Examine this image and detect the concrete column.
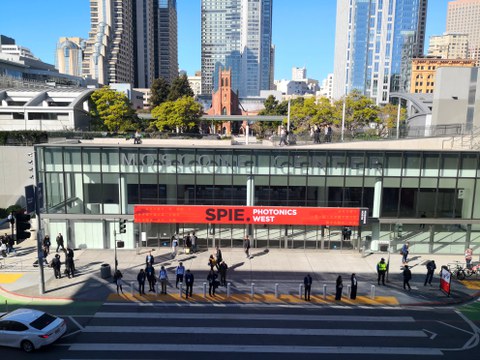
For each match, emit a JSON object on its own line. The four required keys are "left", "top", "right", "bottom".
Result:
{"left": 372, "top": 177, "right": 383, "bottom": 242}
{"left": 246, "top": 176, "right": 255, "bottom": 237}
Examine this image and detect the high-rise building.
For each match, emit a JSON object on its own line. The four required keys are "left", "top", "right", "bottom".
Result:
{"left": 82, "top": 0, "right": 178, "bottom": 87}
{"left": 157, "top": 0, "right": 178, "bottom": 83}
{"left": 55, "top": 37, "right": 85, "bottom": 77}
{"left": 201, "top": 0, "right": 273, "bottom": 97}
{"left": 83, "top": 0, "right": 135, "bottom": 85}
{"left": 332, "top": 0, "right": 428, "bottom": 104}
{"left": 155, "top": 0, "right": 178, "bottom": 83}
{"left": 134, "top": 0, "right": 156, "bottom": 88}
{"left": 446, "top": 0, "right": 480, "bottom": 65}
{"left": 427, "top": 33, "right": 469, "bottom": 59}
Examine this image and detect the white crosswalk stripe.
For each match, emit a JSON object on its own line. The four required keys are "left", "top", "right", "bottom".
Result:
{"left": 63, "top": 305, "right": 450, "bottom": 358}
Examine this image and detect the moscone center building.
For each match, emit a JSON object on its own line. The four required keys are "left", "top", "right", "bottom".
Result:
{"left": 35, "top": 137, "right": 480, "bottom": 255}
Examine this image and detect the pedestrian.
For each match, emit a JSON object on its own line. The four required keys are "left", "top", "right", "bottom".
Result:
{"left": 42, "top": 244, "right": 49, "bottom": 264}
{"left": 215, "top": 246, "right": 223, "bottom": 267}
{"left": 56, "top": 233, "right": 65, "bottom": 252}
{"left": 335, "top": 275, "right": 343, "bottom": 300}
{"left": 176, "top": 262, "right": 185, "bottom": 288}
{"left": 0, "top": 241, "right": 7, "bottom": 257}
{"left": 145, "top": 263, "right": 156, "bottom": 292}
{"left": 65, "top": 252, "right": 74, "bottom": 278}
{"left": 146, "top": 251, "right": 154, "bottom": 267}
{"left": 185, "top": 269, "right": 194, "bottom": 299}
{"left": 191, "top": 232, "right": 197, "bottom": 253}
{"left": 403, "top": 265, "right": 412, "bottom": 291}
{"left": 133, "top": 129, "right": 142, "bottom": 144}
{"left": 219, "top": 261, "right": 228, "bottom": 286}
{"left": 66, "top": 247, "right": 75, "bottom": 273}
{"left": 314, "top": 125, "right": 320, "bottom": 144}
{"left": 171, "top": 233, "right": 179, "bottom": 258}
{"left": 43, "top": 235, "right": 51, "bottom": 256}
{"left": 159, "top": 265, "right": 168, "bottom": 294}
{"left": 185, "top": 234, "right": 192, "bottom": 254}
{"left": 304, "top": 274, "right": 312, "bottom": 301}
{"left": 137, "top": 268, "right": 146, "bottom": 295}
{"left": 279, "top": 126, "right": 288, "bottom": 146}
{"left": 377, "top": 257, "right": 387, "bottom": 285}
{"left": 401, "top": 242, "right": 409, "bottom": 264}
{"left": 208, "top": 254, "right": 217, "bottom": 271}
{"left": 424, "top": 260, "right": 436, "bottom": 286}
{"left": 350, "top": 273, "right": 358, "bottom": 300}
{"left": 7, "top": 235, "right": 15, "bottom": 255}
{"left": 51, "top": 254, "right": 61, "bottom": 279}
{"left": 207, "top": 269, "right": 218, "bottom": 297}
{"left": 465, "top": 247, "right": 473, "bottom": 269}
{"left": 243, "top": 235, "right": 251, "bottom": 258}
{"left": 113, "top": 269, "right": 124, "bottom": 294}
{"left": 420, "top": 212, "right": 426, "bottom": 229}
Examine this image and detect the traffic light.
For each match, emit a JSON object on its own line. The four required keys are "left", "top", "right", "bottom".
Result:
{"left": 15, "top": 212, "right": 31, "bottom": 240}
{"left": 119, "top": 219, "right": 127, "bottom": 233}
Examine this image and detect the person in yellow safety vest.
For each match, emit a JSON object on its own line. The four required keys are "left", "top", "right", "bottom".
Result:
{"left": 377, "top": 258, "right": 387, "bottom": 285}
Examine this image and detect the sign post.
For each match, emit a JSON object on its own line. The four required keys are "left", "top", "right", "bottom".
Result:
{"left": 440, "top": 267, "right": 451, "bottom": 296}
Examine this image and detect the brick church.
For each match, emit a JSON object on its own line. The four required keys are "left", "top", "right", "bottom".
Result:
{"left": 206, "top": 69, "right": 247, "bottom": 135}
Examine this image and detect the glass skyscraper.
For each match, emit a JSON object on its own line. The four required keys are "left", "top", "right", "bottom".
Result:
{"left": 201, "top": 0, "right": 273, "bottom": 97}
{"left": 333, "top": 0, "right": 427, "bottom": 104}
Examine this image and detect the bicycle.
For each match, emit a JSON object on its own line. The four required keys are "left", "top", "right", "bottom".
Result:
{"left": 447, "top": 261, "right": 467, "bottom": 280}
{"left": 464, "top": 263, "right": 480, "bottom": 278}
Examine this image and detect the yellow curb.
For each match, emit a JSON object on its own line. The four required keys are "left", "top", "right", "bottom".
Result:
{"left": 0, "top": 273, "right": 23, "bottom": 284}
{"left": 107, "top": 292, "right": 399, "bottom": 305}
{"left": 459, "top": 280, "right": 480, "bottom": 290}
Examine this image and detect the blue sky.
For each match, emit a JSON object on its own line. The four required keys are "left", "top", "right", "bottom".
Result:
{"left": 0, "top": 0, "right": 450, "bottom": 81}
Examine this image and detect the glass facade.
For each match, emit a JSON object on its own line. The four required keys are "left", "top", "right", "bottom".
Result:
{"left": 36, "top": 144, "right": 480, "bottom": 254}
{"left": 345, "top": 0, "right": 426, "bottom": 103}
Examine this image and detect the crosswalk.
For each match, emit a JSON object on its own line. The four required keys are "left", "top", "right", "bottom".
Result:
{"left": 58, "top": 303, "right": 475, "bottom": 359}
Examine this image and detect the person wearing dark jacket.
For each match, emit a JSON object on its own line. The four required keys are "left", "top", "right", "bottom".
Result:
{"left": 185, "top": 270, "right": 194, "bottom": 299}
{"left": 219, "top": 261, "right": 228, "bottom": 286}
{"left": 335, "top": 275, "right": 343, "bottom": 300}
{"left": 403, "top": 265, "right": 412, "bottom": 291}
{"left": 137, "top": 269, "right": 146, "bottom": 295}
{"left": 51, "top": 254, "right": 61, "bottom": 279}
{"left": 145, "top": 264, "right": 156, "bottom": 292}
{"left": 56, "top": 233, "right": 65, "bottom": 252}
{"left": 146, "top": 251, "right": 154, "bottom": 267}
{"left": 113, "top": 269, "right": 124, "bottom": 294}
{"left": 207, "top": 270, "right": 218, "bottom": 297}
{"left": 304, "top": 274, "right": 313, "bottom": 301}
{"left": 424, "top": 260, "right": 436, "bottom": 286}
{"left": 350, "top": 273, "right": 358, "bottom": 299}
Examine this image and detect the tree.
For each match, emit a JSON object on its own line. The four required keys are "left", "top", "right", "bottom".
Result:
{"left": 377, "top": 103, "right": 407, "bottom": 137}
{"left": 89, "top": 87, "right": 139, "bottom": 132}
{"left": 258, "top": 95, "right": 279, "bottom": 115}
{"left": 151, "top": 96, "right": 203, "bottom": 132}
{"left": 150, "top": 77, "right": 171, "bottom": 108}
{"left": 167, "top": 74, "right": 194, "bottom": 101}
{"left": 333, "top": 90, "right": 379, "bottom": 136}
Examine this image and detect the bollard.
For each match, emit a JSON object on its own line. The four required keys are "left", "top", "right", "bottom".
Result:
{"left": 371, "top": 284, "right": 376, "bottom": 299}
{"left": 251, "top": 283, "right": 255, "bottom": 300}
{"left": 179, "top": 282, "right": 183, "bottom": 298}
{"left": 299, "top": 283, "right": 303, "bottom": 299}
{"left": 275, "top": 283, "right": 279, "bottom": 298}
{"left": 156, "top": 282, "right": 160, "bottom": 297}
{"left": 203, "top": 282, "right": 207, "bottom": 298}
{"left": 323, "top": 284, "right": 327, "bottom": 300}
{"left": 347, "top": 284, "right": 351, "bottom": 297}
{"left": 227, "top": 282, "right": 231, "bottom": 298}
{"left": 131, "top": 282, "right": 135, "bottom": 296}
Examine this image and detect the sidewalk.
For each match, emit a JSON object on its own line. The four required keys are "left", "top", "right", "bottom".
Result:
{"left": 1, "top": 236, "right": 479, "bottom": 307}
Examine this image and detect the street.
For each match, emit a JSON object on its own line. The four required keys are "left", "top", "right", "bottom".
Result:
{"left": 2, "top": 302, "right": 479, "bottom": 359}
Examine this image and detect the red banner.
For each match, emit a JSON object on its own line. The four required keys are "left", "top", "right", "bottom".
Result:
{"left": 134, "top": 205, "right": 366, "bottom": 226}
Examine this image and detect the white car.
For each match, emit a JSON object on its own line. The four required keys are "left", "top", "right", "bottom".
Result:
{"left": 0, "top": 308, "right": 67, "bottom": 352}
